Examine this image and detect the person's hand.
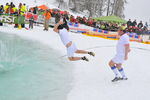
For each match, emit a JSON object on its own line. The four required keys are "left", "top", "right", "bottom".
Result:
{"left": 128, "top": 48, "right": 131, "bottom": 52}
{"left": 124, "top": 56, "right": 128, "bottom": 60}
{"left": 58, "top": 19, "right": 64, "bottom": 25}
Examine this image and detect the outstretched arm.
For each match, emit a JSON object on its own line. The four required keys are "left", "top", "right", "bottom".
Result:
{"left": 124, "top": 44, "right": 130, "bottom": 60}
{"left": 53, "top": 23, "right": 60, "bottom": 33}
{"left": 53, "top": 19, "right": 64, "bottom": 33}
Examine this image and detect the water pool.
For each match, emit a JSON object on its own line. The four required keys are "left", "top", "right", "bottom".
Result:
{"left": 0, "top": 32, "right": 73, "bottom": 100}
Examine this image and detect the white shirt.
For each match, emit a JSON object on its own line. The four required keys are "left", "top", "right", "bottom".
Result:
{"left": 116, "top": 34, "right": 129, "bottom": 56}
{"left": 59, "top": 28, "right": 72, "bottom": 46}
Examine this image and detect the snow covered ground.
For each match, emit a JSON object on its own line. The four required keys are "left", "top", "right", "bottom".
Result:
{"left": 0, "top": 24, "right": 150, "bottom": 100}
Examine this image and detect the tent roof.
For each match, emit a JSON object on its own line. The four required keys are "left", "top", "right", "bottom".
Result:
{"left": 38, "top": 5, "right": 49, "bottom": 10}
{"left": 94, "top": 16, "right": 127, "bottom": 23}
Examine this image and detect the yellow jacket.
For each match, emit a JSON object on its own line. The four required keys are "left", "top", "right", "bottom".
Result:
{"left": 12, "top": 7, "right": 17, "bottom": 12}
{"left": 4, "top": 5, "right": 9, "bottom": 12}
{"left": 22, "top": 5, "right": 27, "bottom": 12}
{"left": 20, "top": 5, "right": 27, "bottom": 15}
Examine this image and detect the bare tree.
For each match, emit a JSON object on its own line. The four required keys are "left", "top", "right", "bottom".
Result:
{"left": 111, "top": 0, "right": 127, "bottom": 18}
{"left": 56, "top": 0, "right": 69, "bottom": 9}
{"left": 106, "top": 0, "right": 111, "bottom": 16}
{"left": 57, "top": 0, "right": 63, "bottom": 8}
{"left": 67, "top": 0, "right": 126, "bottom": 18}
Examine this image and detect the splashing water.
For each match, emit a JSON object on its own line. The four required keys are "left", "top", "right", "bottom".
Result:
{"left": 0, "top": 32, "right": 73, "bottom": 100}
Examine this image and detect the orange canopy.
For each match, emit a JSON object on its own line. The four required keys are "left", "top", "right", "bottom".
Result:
{"left": 38, "top": 5, "right": 49, "bottom": 10}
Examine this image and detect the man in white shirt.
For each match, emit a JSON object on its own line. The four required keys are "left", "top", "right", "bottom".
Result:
{"left": 108, "top": 28, "right": 131, "bottom": 82}
{"left": 53, "top": 18, "right": 95, "bottom": 61}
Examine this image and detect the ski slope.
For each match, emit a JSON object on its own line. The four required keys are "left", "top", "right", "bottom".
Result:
{"left": 0, "top": 24, "right": 150, "bottom": 100}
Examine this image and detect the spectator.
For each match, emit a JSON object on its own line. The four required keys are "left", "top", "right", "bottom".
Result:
{"left": 104, "top": 22, "right": 109, "bottom": 30}
{"left": 144, "top": 22, "right": 148, "bottom": 29}
{"left": 54, "top": 11, "right": 61, "bottom": 23}
{"left": 4, "top": 3, "right": 9, "bottom": 13}
{"left": 0, "top": 5, "right": 4, "bottom": 14}
{"left": 18, "top": 3, "right": 27, "bottom": 28}
{"left": 0, "top": 5, "right": 4, "bottom": 26}
{"left": 93, "top": 19, "right": 97, "bottom": 28}
{"left": 28, "top": 10, "right": 34, "bottom": 29}
{"left": 82, "top": 16, "right": 87, "bottom": 24}
{"left": 96, "top": 21, "right": 101, "bottom": 29}
{"left": 33, "top": 6, "right": 38, "bottom": 14}
{"left": 137, "top": 21, "right": 143, "bottom": 29}
{"left": 127, "top": 19, "right": 132, "bottom": 28}
{"left": 70, "top": 15, "right": 76, "bottom": 23}
{"left": 87, "top": 18, "right": 93, "bottom": 26}
{"left": 12, "top": 5, "right": 18, "bottom": 15}
{"left": 132, "top": 19, "right": 137, "bottom": 27}
{"left": 5, "top": 2, "right": 15, "bottom": 15}
{"left": 43, "top": 9, "right": 52, "bottom": 31}
{"left": 121, "top": 24, "right": 127, "bottom": 30}
{"left": 18, "top": 3, "right": 22, "bottom": 15}
{"left": 19, "top": 3, "right": 27, "bottom": 15}
{"left": 22, "top": 3, "right": 27, "bottom": 13}
{"left": 9, "top": 3, "right": 15, "bottom": 15}
{"left": 101, "top": 23, "right": 105, "bottom": 30}
{"left": 63, "top": 11, "right": 69, "bottom": 20}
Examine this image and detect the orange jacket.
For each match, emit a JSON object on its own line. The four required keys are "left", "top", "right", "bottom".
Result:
{"left": 43, "top": 11, "right": 51, "bottom": 20}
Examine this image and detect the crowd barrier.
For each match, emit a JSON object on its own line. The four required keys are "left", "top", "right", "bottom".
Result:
{"left": 69, "top": 22, "right": 79, "bottom": 27}
{"left": 0, "top": 13, "right": 56, "bottom": 27}
{"left": 92, "top": 28, "right": 109, "bottom": 34}
{"left": 68, "top": 23, "right": 150, "bottom": 44}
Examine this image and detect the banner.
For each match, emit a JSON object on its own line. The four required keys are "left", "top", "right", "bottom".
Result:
{"left": 14, "top": 16, "right": 25, "bottom": 24}
{"left": 0, "top": 14, "right": 25, "bottom": 24}
{"left": 0, "top": 15, "right": 15, "bottom": 23}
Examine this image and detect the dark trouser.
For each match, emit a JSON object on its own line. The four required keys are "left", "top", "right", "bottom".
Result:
{"left": 29, "top": 21, "right": 34, "bottom": 29}
{"left": 21, "top": 24, "right": 25, "bottom": 28}
{"left": 14, "top": 24, "right": 18, "bottom": 28}
{"left": 0, "top": 22, "right": 3, "bottom": 26}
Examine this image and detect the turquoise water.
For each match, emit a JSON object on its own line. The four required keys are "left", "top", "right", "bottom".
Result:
{"left": 0, "top": 32, "right": 73, "bottom": 100}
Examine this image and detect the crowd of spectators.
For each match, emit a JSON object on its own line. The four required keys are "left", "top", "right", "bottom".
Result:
{"left": 69, "top": 15, "right": 149, "bottom": 34}
{"left": 126, "top": 19, "right": 149, "bottom": 35}
{"left": 0, "top": 2, "right": 27, "bottom": 27}
{"left": 0, "top": 2, "right": 27, "bottom": 16}
{"left": 69, "top": 15, "right": 119, "bottom": 31}
{"left": 0, "top": 2, "right": 149, "bottom": 35}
